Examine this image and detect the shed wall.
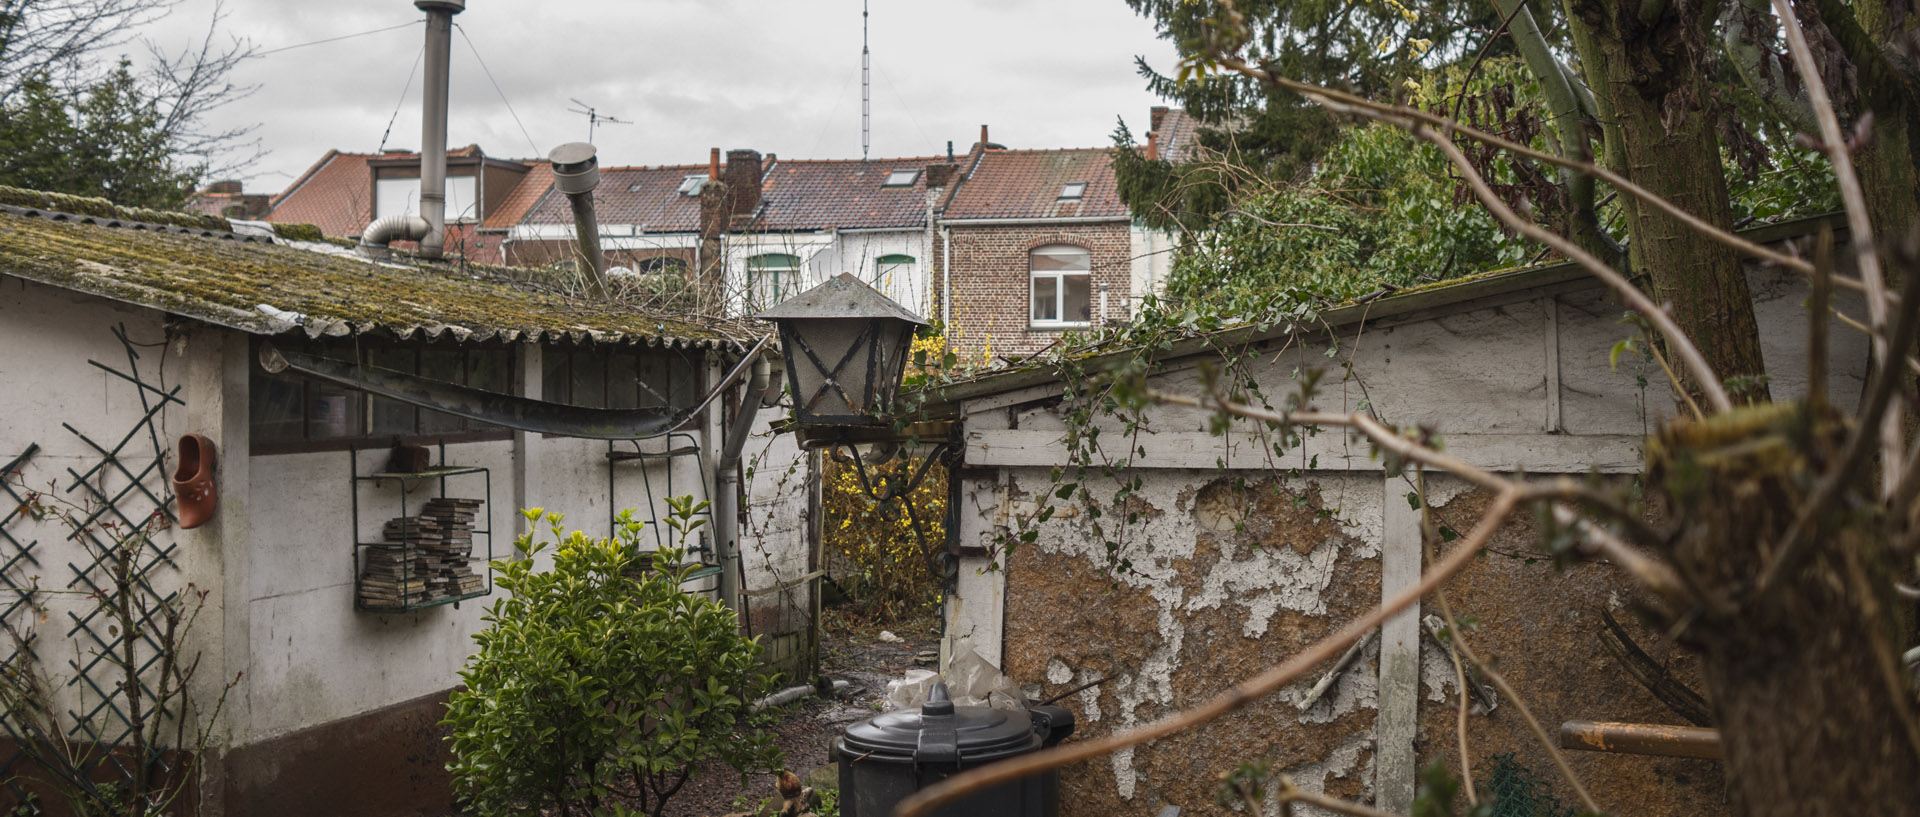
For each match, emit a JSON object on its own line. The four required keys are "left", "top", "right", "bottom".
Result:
{"left": 950, "top": 265, "right": 1863, "bottom": 815}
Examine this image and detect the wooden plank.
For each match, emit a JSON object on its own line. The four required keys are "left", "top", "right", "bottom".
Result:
{"left": 1377, "top": 474, "right": 1421, "bottom": 813}
{"left": 964, "top": 429, "right": 1645, "bottom": 474}
{"left": 1545, "top": 295, "right": 1563, "bottom": 433}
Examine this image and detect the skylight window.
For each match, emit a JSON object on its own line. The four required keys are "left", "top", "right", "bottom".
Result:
{"left": 628, "top": 182, "right": 643, "bottom": 192}
{"left": 883, "top": 169, "right": 920, "bottom": 187}
{"left": 677, "top": 175, "right": 707, "bottom": 196}
{"left": 1058, "top": 182, "right": 1087, "bottom": 201}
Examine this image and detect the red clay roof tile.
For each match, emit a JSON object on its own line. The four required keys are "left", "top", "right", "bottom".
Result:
{"left": 943, "top": 148, "right": 1126, "bottom": 221}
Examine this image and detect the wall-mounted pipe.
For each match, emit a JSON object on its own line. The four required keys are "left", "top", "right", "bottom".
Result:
{"left": 715, "top": 354, "right": 776, "bottom": 616}
{"left": 550, "top": 141, "right": 611, "bottom": 300}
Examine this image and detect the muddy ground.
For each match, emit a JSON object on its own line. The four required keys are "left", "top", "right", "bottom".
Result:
{"left": 661, "top": 612, "right": 939, "bottom": 817}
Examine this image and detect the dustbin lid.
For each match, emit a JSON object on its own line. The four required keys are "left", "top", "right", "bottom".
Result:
{"left": 842, "top": 681, "right": 1037, "bottom": 760}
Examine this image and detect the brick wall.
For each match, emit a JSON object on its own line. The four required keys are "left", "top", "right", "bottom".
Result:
{"left": 936, "top": 222, "right": 1132, "bottom": 359}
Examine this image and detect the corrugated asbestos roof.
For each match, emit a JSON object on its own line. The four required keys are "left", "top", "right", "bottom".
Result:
{"left": 0, "top": 202, "right": 753, "bottom": 350}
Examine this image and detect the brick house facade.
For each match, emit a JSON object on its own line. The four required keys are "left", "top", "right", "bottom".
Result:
{"left": 932, "top": 141, "right": 1137, "bottom": 360}
{"left": 940, "top": 222, "right": 1132, "bottom": 359}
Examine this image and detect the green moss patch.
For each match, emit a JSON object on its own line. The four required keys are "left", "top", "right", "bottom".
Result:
{"left": 0, "top": 211, "right": 747, "bottom": 347}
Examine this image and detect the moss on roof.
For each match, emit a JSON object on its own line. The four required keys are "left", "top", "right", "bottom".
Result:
{"left": 0, "top": 185, "right": 232, "bottom": 232}
{"left": 0, "top": 208, "right": 752, "bottom": 348}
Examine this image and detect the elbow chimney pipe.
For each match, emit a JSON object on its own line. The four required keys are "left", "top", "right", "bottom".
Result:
{"left": 357, "top": 0, "right": 463, "bottom": 260}
{"left": 549, "top": 141, "right": 611, "bottom": 300}
{"left": 357, "top": 214, "right": 431, "bottom": 258}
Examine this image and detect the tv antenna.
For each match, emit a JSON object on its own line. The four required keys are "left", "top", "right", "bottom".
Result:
{"left": 566, "top": 98, "right": 632, "bottom": 142}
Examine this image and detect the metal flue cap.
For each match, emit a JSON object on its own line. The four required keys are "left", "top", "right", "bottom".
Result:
{"left": 550, "top": 142, "right": 601, "bottom": 195}
{"left": 414, "top": 0, "right": 465, "bottom": 12}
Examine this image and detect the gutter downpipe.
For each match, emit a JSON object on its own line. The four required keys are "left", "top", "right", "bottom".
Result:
{"left": 941, "top": 225, "right": 952, "bottom": 330}
{"left": 715, "top": 354, "right": 775, "bottom": 617}
{"left": 415, "top": 0, "right": 460, "bottom": 259}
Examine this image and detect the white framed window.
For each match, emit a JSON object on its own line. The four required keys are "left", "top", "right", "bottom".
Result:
{"left": 1057, "top": 181, "right": 1087, "bottom": 201}
{"left": 677, "top": 175, "right": 707, "bottom": 196}
{"left": 375, "top": 175, "right": 479, "bottom": 222}
{"left": 747, "top": 253, "right": 799, "bottom": 309}
{"left": 883, "top": 169, "right": 920, "bottom": 187}
{"left": 1029, "top": 244, "right": 1091, "bottom": 327}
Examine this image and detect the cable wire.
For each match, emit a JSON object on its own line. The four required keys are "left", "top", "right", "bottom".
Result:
{"left": 455, "top": 22, "right": 541, "bottom": 157}
{"left": 875, "top": 63, "right": 938, "bottom": 156}
{"left": 377, "top": 46, "right": 426, "bottom": 154}
{"left": 253, "top": 19, "right": 421, "bottom": 58}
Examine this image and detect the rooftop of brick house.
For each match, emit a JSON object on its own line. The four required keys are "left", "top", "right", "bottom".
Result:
{"left": 755, "top": 156, "right": 949, "bottom": 230}
{"left": 519, "top": 164, "right": 711, "bottom": 232}
{"left": 944, "top": 148, "right": 1127, "bottom": 221}
{"left": 266, "top": 145, "right": 538, "bottom": 239}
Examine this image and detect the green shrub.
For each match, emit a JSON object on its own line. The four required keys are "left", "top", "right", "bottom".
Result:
{"left": 444, "top": 500, "right": 782, "bottom": 817}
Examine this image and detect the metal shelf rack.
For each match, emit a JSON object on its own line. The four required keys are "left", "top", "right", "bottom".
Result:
{"left": 349, "top": 445, "right": 494, "bottom": 612}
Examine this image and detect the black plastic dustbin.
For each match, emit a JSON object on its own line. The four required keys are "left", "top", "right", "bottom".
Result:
{"left": 835, "top": 681, "right": 1076, "bottom": 817}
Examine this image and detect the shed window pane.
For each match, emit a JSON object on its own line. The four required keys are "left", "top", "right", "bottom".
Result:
{"left": 608, "top": 353, "right": 640, "bottom": 409}
{"left": 369, "top": 346, "right": 417, "bottom": 435}
{"left": 250, "top": 373, "right": 304, "bottom": 443}
{"left": 308, "top": 382, "right": 363, "bottom": 439}
{"left": 571, "top": 351, "right": 606, "bottom": 408}
{"left": 469, "top": 348, "right": 509, "bottom": 396}
{"left": 420, "top": 348, "right": 466, "bottom": 433}
{"left": 542, "top": 348, "right": 571, "bottom": 404}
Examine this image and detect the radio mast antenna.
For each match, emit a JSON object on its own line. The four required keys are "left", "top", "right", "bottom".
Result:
{"left": 861, "top": 0, "right": 871, "bottom": 162}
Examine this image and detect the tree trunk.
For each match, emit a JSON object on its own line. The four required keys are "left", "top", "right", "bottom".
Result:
{"left": 1650, "top": 406, "right": 1920, "bottom": 816}
{"left": 1565, "top": 0, "right": 1771, "bottom": 403}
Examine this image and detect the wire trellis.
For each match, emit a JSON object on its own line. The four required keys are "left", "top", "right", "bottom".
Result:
{"left": 0, "top": 325, "right": 186, "bottom": 808}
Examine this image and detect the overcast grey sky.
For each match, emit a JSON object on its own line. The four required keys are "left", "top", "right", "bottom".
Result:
{"left": 131, "top": 1, "right": 1180, "bottom": 192}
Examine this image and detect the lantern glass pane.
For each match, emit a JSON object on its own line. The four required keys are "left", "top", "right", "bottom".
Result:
{"left": 787, "top": 319, "right": 872, "bottom": 418}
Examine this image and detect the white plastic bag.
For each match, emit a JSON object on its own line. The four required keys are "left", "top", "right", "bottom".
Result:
{"left": 881, "top": 646, "right": 1027, "bottom": 712}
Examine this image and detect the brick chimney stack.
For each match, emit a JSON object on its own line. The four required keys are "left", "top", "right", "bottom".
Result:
{"left": 1150, "top": 106, "right": 1169, "bottom": 132}
{"left": 709, "top": 147, "right": 720, "bottom": 180}
{"left": 723, "top": 148, "right": 763, "bottom": 220}
{"left": 979, "top": 124, "right": 989, "bottom": 147}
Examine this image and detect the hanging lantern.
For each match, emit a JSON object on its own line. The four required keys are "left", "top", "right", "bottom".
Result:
{"left": 756, "top": 273, "right": 928, "bottom": 427}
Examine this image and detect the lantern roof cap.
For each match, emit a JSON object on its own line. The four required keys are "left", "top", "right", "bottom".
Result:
{"left": 755, "top": 272, "right": 929, "bottom": 326}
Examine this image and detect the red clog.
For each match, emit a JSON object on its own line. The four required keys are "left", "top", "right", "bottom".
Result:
{"left": 173, "top": 434, "right": 217, "bottom": 529}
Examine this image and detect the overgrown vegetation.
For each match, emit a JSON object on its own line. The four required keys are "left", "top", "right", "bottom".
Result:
{"left": 444, "top": 501, "right": 781, "bottom": 817}
{"left": 0, "top": 0, "right": 259, "bottom": 206}
{"left": 0, "top": 475, "right": 232, "bottom": 817}
{"left": 821, "top": 456, "right": 949, "bottom": 622}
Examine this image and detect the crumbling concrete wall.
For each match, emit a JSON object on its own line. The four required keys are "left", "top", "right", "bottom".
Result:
{"left": 1413, "top": 482, "right": 1726, "bottom": 816}
{"left": 1000, "top": 470, "right": 1385, "bottom": 815}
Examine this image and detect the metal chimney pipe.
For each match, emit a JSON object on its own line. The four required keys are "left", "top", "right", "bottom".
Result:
{"left": 550, "top": 141, "right": 611, "bottom": 300}
{"left": 415, "top": 0, "right": 464, "bottom": 259}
